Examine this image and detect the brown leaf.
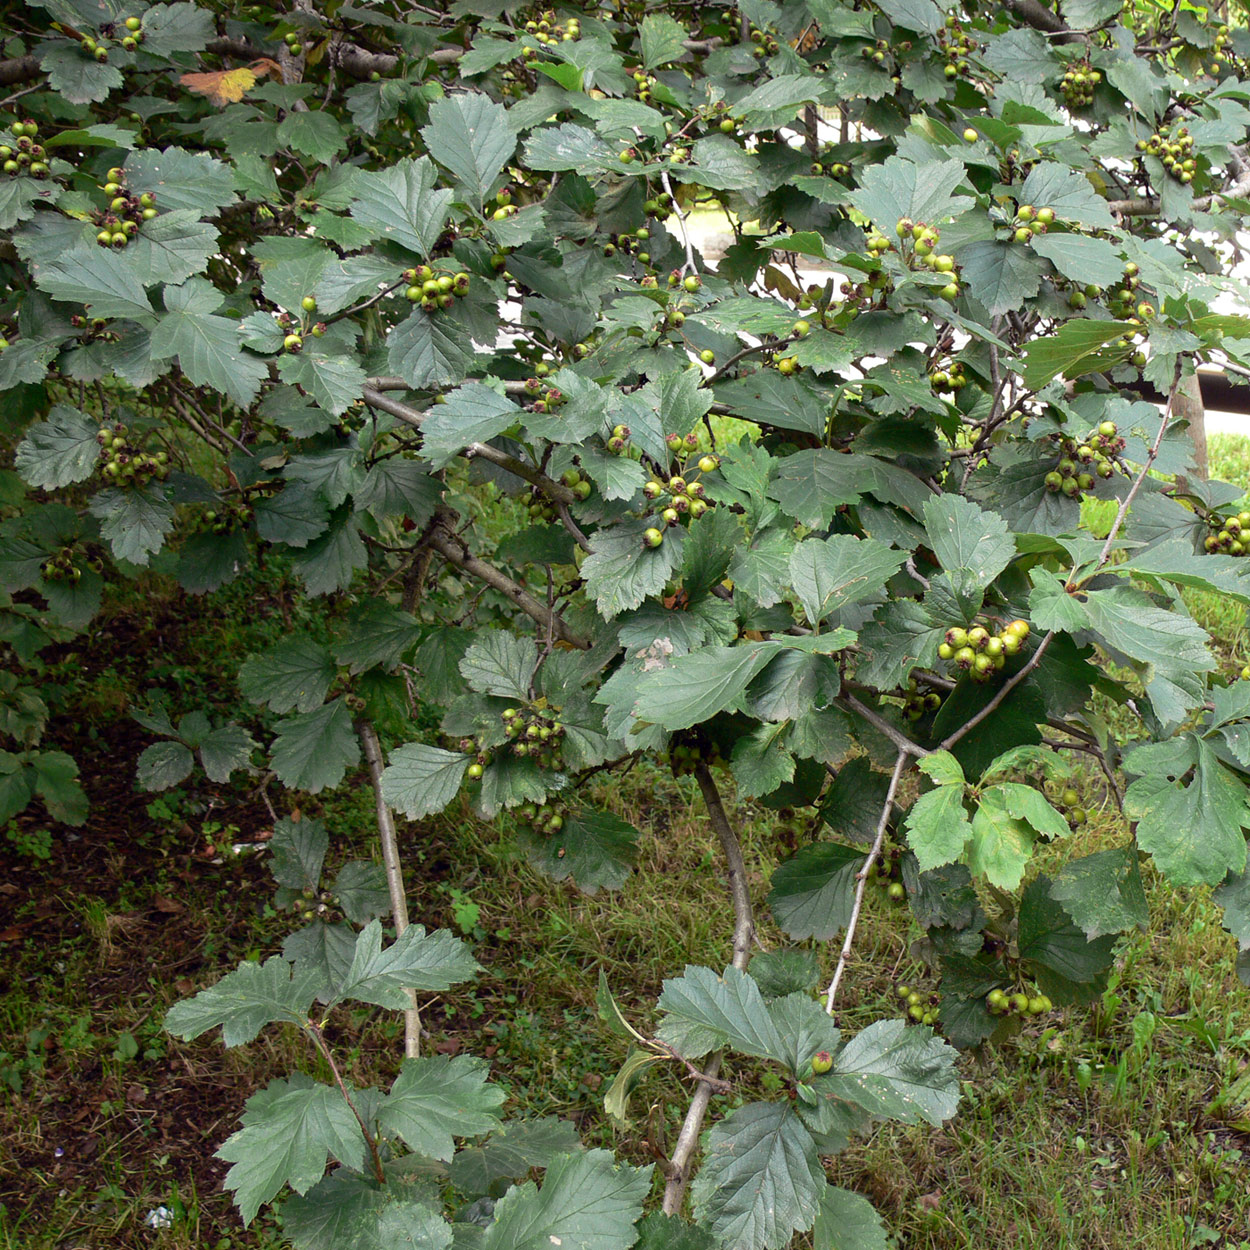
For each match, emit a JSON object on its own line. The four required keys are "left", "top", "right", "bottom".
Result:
{"left": 151, "top": 896, "right": 183, "bottom": 914}
{"left": 434, "top": 1038, "right": 462, "bottom": 1055}
{"left": 0, "top": 926, "right": 24, "bottom": 941}
{"left": 179, "top": 59, "right": 280, "bottom": 108}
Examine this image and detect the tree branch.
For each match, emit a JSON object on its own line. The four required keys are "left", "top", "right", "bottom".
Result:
{"left": 359, "top": 720, "right": 421, "bottom": 1059}
{"left": 823, "top": 750, "right": 908, "bottom": 1014}
{"left": 360, "top": 384, "right": 576, "bottom": 505}
{"left": 662, "top": 762, "right": 754, "bottom": 1216}
{"left": 427, "top": 519, "right": 590, "bottom": 648}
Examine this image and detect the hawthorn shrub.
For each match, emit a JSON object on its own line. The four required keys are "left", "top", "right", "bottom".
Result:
{"left": 3, "top": 0, "right": 1250, "bottom": 1244}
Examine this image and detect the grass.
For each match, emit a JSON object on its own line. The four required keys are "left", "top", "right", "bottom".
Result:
{"left": 3, "top": 437, "right": 1250, "bottom": 1249}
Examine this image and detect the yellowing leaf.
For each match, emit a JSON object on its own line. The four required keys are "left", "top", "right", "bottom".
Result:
{"left": 180, "top": 60, "right": 281, "bottom": 107}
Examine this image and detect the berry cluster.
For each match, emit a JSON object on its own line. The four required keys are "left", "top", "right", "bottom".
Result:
{"left": 641, "top": 453, "right": 719, "bottom": 548}
{"left": 1043, "top": 420, "right": 1123, "bottom": 499}
{"left": 69, "top": 315, "right": 116, "bottom": 343}
{"left": 499, "top": 704, "right": 565, "bottom": 769}
{"left": 290, "top": 885, "right": 338, "bottom": 922}
{"left": 938, "top": 14, "right": 978, "bottom": 80}
{"left": 630, "top": 68, "right": 658, "bottom": 101}
{"left": 79, "top": 14, "right": 144, "bottom": 62}
{"left": 524, "top": 8, "right": 579, "bottom": 43}
{"left": 283, "top": 28, "right": 306, "bottom": 52}
{"left": 403, "top": 265, "right": 471, "bottom": 313}
{"left": 561, "top": 468, "right": 593, "bottom": 502}
{"left": 273, "top": 297, "right": 327, "bottom": 354}
{"left": 808, "top": 152, "right": 850, "bottom": 178}
{"left": 602, "top": 226, "right": 651, "bottom": 262}
{"left": 901, "top": 679, "right": 943, "bottom": 722}
{"left": 895, "top": 219, "right": 960, "bottom": 300}
{"left": 1010, "top": 203, "right": 1055, "bottom": 244}
{"left": 200, "top": 501, "right": 253, "bottom": 535}
{"left": 749, "top": 25, "right": 780, "bottom": 56}
{"left": 1210, "top": 23, "right": 1233, "bottom": 72}
{"left": 1, "top": 121, "right": 48, "bottom": 180}
{"left": 515, "top": 800, "right": 567, "bottom": 838}
{"left": 870, "top": 845, "right": 906, "bottom": 903}
{"left": 1053, "top": 785, "right": 1087, "bottom": 829}
{"left": 1137, "top": 127, "right": 1196, "bottom": 184}
{"left": 94, "top": 166, "right": 157, "bottom": 248}
{"left": 521, "top": 376, "right": 566, "bottom": 414}
{"left": 987, "top": 987, "right": 1052, "bottom": 1017}
{"left": 928, "top": 359, "right": 967, "bottom": 395}
{"left": 1059, "top": 60, "right": 1101, "bottom": 108}
{"left": 936, "top": 619, "right": 1030, "bottom": 682}
{"left": 860, "top": 37, "right": 893, "bottom": 67}
{"left": 96, "top": 424, "right": 169, "bottom": 487}
{"left": 1203, "top": 509, "right": 1250, "bottom": 556}
{"left": 896, "top": 984, "right": 942, "bottom": 1028}
{"left": 41, "top": 546, "right": 101, "bottom": 583}
{"left": 667, "top": 734, "right": 726, "bottom": 777}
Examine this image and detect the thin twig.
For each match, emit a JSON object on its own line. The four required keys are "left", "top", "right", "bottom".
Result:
{"left": 427, "top": 519, "right": 589, "bottom": 648}
{"left": 662, "top": 763, "right": 754, "bottom": 1216}
{"left": 823, "top": 750, "right": 908, "bottom": 1015}
{"left": 358, "top": 721, "right": 420, "bottom": 1059}
{"left": 838, "top": 692, "right": 929, "bottom": 758}
{"left": 660, "top": 169, "right": 698, "bottom": 277}
{"left": 306, "top": 1023, "right": 386, "bottom": 1183}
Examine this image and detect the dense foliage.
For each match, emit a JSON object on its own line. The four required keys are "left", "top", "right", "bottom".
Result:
{"left": 4, "top": 0, "right": 1250, "bottom": 1243}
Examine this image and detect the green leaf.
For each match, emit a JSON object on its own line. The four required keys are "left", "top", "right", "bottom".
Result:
{"left": 380, "top": 743, "right": 470, "bottom": 819}
{"left": 750, "top": 950, "right": 820, "bottom": 1000}
{"left": 904, "top": 783, "right": 973, "bottom": 873}
{"left": 732, "top": 723, "right": 796, "bottom": 799}
{"left": 40, "top": 44, "right": 123, "bottom": 104}
{"left": 640, "top": 13, "right": 688, "bottom": 69}
{"left": 855, "top": 598, "right": 945, "bottom": 690}
{"left": 459, "top": 632, "right": 537, "bottom": 701}
{"left": 789, "top": 535, "right": 904, "bottom": 625}
{"left": 1049, "top": 846, "right": 1148, "bottom": 940}
{"left": 376, "top": 1055, "right": 504, "bottom": 1161}
{"left": 922, "top": 494, "right": 1015, "bottom": 592}
{"left": 14, "top": 405, "right": 100, "bottom": 490}
{"left": 958, "top": 240, "right": 1047, "bottom": 318}
{"left": 1019, "top": 162, "right": 1115, "bottom": 230}
{"left": 277, "top": 351, "right": 366, "bottom": 418}
{"left": 387, "top": 309, "right": 477, "bottom": 389}
{"left": 164, "top": 955, "right": 320, "bottom": 1046}
{"left": 631, "top": 640, "right": 778, "bottom": 730}
{"left": 279, "top": 111, "right": 348, "bottom": 163}
{"left": 850, "top": 157, "right": 972, "bottom": 235}
{"left": 478, "top": 1150, "right": 650, "bottom": 1250}
{"left": 1017, "top": 875, "right": 1117, "bottom": 998}
{"left": 987, "top": 782, "right": 1069, "bottom": 841}
{"left": 526, "top": 808, "right": 639, "bottom": 893}
{"left": 127, "top": 210, "right": 219, "bottom": 286}
{"left": 217, "top": 1073, "right": 368, "bottom": 1225}
{"left": 30, "top": 247, "right": 153, "bottom": 320}
{"left": 769, "top": 842, "right": 863, "bottom": 941}
{"left": 690, "top": 1101, "right": 824, "bottom": 1250}
{"left": 270, "top": 817, "right": 329, "bottom": 893}
{"left": 1022, "top": 319, "right": 1134, "bottom": 389}
{"left": 1030, "top": 233, "right": 1126, "bottom": 288}
{"left": 658, "top": 964, "right": 787, "bottom": 1062}
{"left": 581, "top": 520, "right": 684, "bottom": 619}
{"left": 450, "top": 1119, "right": 584, "bottom": 1198}
{"left": 333, "top": 920, "right": 479, "bottom": 1010}
{"left": 350, "top": 157, "right": 453, "bottom": 258}
{"left": 770, "top": 450, "right": 929, "bottom": 529}
{"left": 422, "top": 94, "right": 516, "bottom": 205}
{"left": 827, "top": 1017, "right": 960, "bottom": 1126}
{"left": 240, "top": 639, "right": 336, "bottom": 714}
{"left": 137, "top": 740, "right": 194, "bottom": 790}
{"left": 151, "top": 278, "right": 268, "bottom": 409}
{"left": 125, "top": 147, "right": 236, "bottom": 216}
{"left": 270, "top": 699, "right": 361, "bottom": 794}
{"left": 812, "top": 1185, "right": 890, "bottom": 1250}
{"left": 1214, "top": 861, "right": 1250, "bottom": 954}
{"left": 1124, "top": 736, "right": 1249, "bottom": 886}
{"left": 965, "top": 787, "right": 1036, "bottom": 890}
{"left": 419, "top": 384, "right": 521, "bottom": 469}
{"left": 633, "top": 1213, "right": 718, "bottom": 1250}
{"left": 88, "top": 485, "right": 175, "bottom": 566}
{"left": 284, "top": 1180, "right": 451, "bottom": 1250}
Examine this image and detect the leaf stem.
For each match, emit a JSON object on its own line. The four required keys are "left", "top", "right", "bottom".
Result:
{"left": 661, "top": 763, "right": 754, "bottom": 1216}
{"left": 358, "top": 720, "right": 421, "bottom": 1059}
{"left": 306, "top": 1021, "right": 386, "bottom": 1184}
{"left": 824, "top": 749, "right": 908, "bottom": 1015}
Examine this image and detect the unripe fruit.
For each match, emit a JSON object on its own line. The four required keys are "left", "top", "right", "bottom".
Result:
{"left": 126, "top": 15, "right": 142, "bottom": 29}
{"left": 963, "top": 127, "right": 977, "bottom": 141}
{"left": 643, "top": 527, "right": 664, "bottom": 548}
{"left": 698, "top": 455, "right": 719, "bottom": 473}
{"left": 887, "top": 881, "right": 905, "bottom": 900}
{"left": 699, "top": 349, "right": 716, "bottom": 364}
{"left": 1035, "top": 207, "right": 1055, "bottom": 225}
{"left": 1011, "top": 993, "right": 1030, "bottom": 1014}
{"left": 792, "top": 319, "right": 811, "bottom": 337}
{"left": 683, "top": 275, "right": 702, "bottom": 292}
{"left": 301, "top": 295, "right": 317, "bottom": 312}
{"left": 283, "top": 333, "right": 303, "bottom": 351}
{"left": 810, "top": 1050, "right": 833, "bottom": 1075}
{"left": 466, "top": 763, "right": 483, "bottom": 780}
